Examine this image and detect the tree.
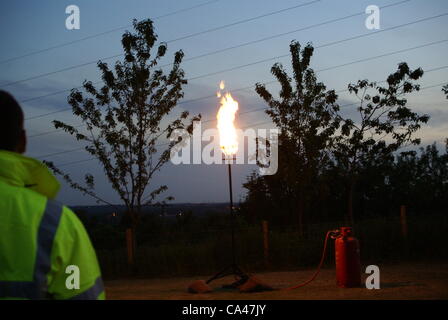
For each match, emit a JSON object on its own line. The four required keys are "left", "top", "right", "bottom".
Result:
{"left": 241, "top": 171, "right": 273, "bottom": 224}
{"left": 252, "top": 41, "right": 341, "bottom": 235}
{"left": 408, "top": 141, "right": 448, "bottom": 211}
{"left": 46, "top": 19, "right": 200, "bottom": 267}
{"left": 333, "top": 63, "right": 429, "bottom": 225}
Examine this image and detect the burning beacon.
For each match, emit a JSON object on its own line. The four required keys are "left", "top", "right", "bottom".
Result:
{"left": 216, "top": 81, "right": 239, "bottom": 157}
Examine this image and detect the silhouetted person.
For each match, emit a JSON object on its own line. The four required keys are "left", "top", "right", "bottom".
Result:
{"left": 0, "top": 90, "right": 105, "bottom": 299}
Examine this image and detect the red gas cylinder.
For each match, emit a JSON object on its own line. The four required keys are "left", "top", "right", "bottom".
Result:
{"left": 335, "top": 227, "right": 361, "bottom": 288}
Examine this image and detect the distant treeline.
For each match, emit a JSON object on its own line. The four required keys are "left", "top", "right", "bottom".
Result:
{"left": 238, "top": 42, "right": 448, "bottom": 234}
{"left": 241, "top": 141, "right": 448, "bottom": 229}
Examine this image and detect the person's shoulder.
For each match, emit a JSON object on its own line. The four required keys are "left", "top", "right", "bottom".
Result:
{"left": 54, "top": 203, "right": 89, "bottom": 242}
{"left": 60, "top": 204, "right": 80, "bottom": 221}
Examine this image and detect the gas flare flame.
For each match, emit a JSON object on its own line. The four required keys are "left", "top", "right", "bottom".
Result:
{"left": 216, "top": 81, "right": 239, "bottom": 157}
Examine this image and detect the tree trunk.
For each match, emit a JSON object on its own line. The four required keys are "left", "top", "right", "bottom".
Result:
{"left": 124, "top": 210, "right": 138, "bottom": 272}
{"left": 297, "top": 192, "right": 305, "bottom": 237}
{"left": 347, "top": 179, "right": 356, "bottom": 226}
{"left": 125, "top": 227, "right": 136, "bottom": 267}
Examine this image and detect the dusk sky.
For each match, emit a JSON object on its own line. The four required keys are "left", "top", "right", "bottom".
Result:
{"left": 0, "top": 0, "right": 447, "bottom": 206}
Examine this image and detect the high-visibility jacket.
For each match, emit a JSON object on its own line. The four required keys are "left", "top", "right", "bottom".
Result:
{"left": 0, "top": 150, "right": 105, "bottom": 299}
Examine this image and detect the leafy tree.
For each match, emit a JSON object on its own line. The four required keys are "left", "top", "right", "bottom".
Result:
{"left": 46, "top": 19, "right": 199, "bottom": 266}
{"left": 364, "top": 141, "right": 448, "bottom": 215}
{"left": 241, "top": 171, "right": 273, "bottom": 224}
{"left": 333, "top": 63, "right": 429, "bottom": 224}
{"left": 409, "top": 142, "right": 448, "bottom": 210}
{"left": 252, "top": 41, "right": 341, "bottom": 235}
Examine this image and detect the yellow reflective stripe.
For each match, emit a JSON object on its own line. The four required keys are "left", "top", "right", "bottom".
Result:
{"left": 33, "top": 199, "right": 63, "bottom": 298}
{"left": 0, "top": 199, "right": 62, "bottom": 299}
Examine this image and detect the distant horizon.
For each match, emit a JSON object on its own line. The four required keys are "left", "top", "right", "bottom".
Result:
{"left": 70, "top": 201, "right": 232, "bottom": 207}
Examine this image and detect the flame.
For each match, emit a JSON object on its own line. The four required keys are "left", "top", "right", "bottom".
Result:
{"left": 217, "top": 81, "right": 239, "bottom": 157}
{"left": 216, "top": 80, "right": 225, "bottom": 97}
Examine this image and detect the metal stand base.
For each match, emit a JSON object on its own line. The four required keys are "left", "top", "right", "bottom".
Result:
{"left": 206, "top": 157, "right": 249, "bottom": 289}
{"left": 206, "top": 263, "right": 249, "bottom": 288}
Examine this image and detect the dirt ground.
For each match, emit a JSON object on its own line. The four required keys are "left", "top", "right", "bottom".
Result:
{"left": 104, "top": 262, "right": 448, "bottom": 300}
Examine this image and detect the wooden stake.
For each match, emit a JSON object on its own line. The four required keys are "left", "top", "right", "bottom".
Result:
{"left": 262, "top": 220, "right": 270, "bottom": 269}
{"left": 400, "top": 205, "right": 408, "bottom": 240}
{"left": 126, "top": 228, "right": 135, "bottom": 267}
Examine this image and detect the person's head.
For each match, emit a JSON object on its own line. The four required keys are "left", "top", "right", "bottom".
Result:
{"left": 0, "top": 90, "right": 26, "bottom": 154}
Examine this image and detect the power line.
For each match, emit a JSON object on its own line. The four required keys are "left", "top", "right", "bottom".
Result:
{"left": 336, "top": 65, "right": 448, "bottom": 94}
{"left": 24, "top": 13, "right": 447, "bottom": 122}
{"left": 338, "top": 81, "right": 448, "bottom": 110}
{"left": 182, "top": 37, "right": 448, "bottom": 102}
{"left": 28, "top": 101, "right": 269, "bottom": 139}
{"left": 26, "top": 106, "right": 73, "bottom": 121}
{"left": 412, "top": 81, "right": 448, "bottom": 92}
{"left": 186, "top": 13, "right": 448, "bottom": 81}
{"left": 28, "top": 123, "right": 85, "bottom": 138}
{"left": 2, "top": 0, "right": 321, "bottom": 89}
{"left": 24, "top": 34, "right": 448, "bottom": 124}
{"left": 17, "top": 0, "right": 409, "bottom": 105}
{"left": 23, "top": 35, "right": 448, "bottom": 132}
{"left": 33, "top": 78, "right": 447, "bottom": 161}
{"left": 49, "top": 79, "right": 448, "bottom": 170}
{"left": 318, "top": 40, "right": 448, "bottom": 73}
{"left": 20, "top": 83, "right": 94, "bottom": 104}
{"left": 171, "top": 0, "right": 411, "bottom": 66}
{"left": 34, "top": 147, "right": 85, "bottom": 160}
{"left": 47, "top": 118, "right": 277, "bottom": 168}
{"left": 1, "top": 53, "right": 122, "bottom": 88}
{"left": 31, "top": 101, "right": 269, "bottom": 158}
{"left": 53, "top": 157, "right": 97, "bottom": 168}
{"left": 27, "top": 60, "right": 445, "bottom": 139}
{"left": 0, "top": 0, "right": 222, "bottom": 65}
{"left": 166, "top": 0, "right": 321, "bottom": 43}
{"left": 160, "top": 37, "right": 448, "bottom": 103}
{"left": 20, "top": 3, "right": 445, "bottom": 90}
